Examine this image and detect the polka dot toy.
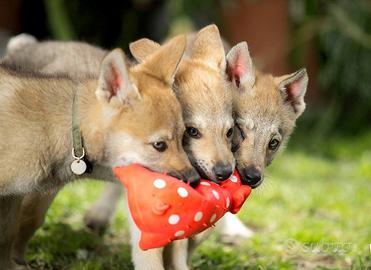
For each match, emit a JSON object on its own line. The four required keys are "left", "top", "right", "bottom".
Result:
{"left": 113, "top": 164, "right": 252, "bottom": 250}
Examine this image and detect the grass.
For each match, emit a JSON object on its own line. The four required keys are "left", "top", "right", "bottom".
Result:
{"left": 26, "top": 131, "right": 371, "bottom": 269}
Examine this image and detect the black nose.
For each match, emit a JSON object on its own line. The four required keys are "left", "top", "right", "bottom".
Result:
{"left": 183, "top": 169, "right": 201, "bottom": 187}
{"left": 169, "top": 169, "right": 201, "bottom": 187}
{"left": 241, "top": 166, "right": 262, "bottom": 188}
{"left": 213, "top": 163, "right": 233, "bottom": 181}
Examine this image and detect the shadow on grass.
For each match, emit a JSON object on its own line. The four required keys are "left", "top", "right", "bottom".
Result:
{"left": 27, "top": 222, "right": 133, "bottom": 270}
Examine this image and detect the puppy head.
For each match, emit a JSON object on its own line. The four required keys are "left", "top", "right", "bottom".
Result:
{"left": 130, "top": 25, "right": 235, "bottom": 182}
{"left": 226, "top": 42, "right": 308, "bottom": 188}
{"left": 90, "top": 36, "right": 199, "bottom": 183}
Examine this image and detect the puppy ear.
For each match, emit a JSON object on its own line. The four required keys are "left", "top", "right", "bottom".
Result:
{"left": 96, "top": 48, "right": 139, "bottom": 105}
{"left": 226, "top": 42, "right": 255, "bottom": 90}
{"left": 129, "top": 38, "right": 160, "bottom": 63}
{"left": 275, "top": 68, "right": 308, "bottom": 117}
{"left": 190, "top": 24, "right": 226, "bottom": 70}
{"left": 139, "top": 35, "right": 186, "bottom": 85}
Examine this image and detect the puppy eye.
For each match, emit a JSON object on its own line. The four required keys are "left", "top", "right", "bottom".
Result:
{"left": 186, "top": 127, "right": 201, "bottom": 139}
{"left": 226, "top": 128, "right": 234, "bottom": 138}
{"left": 152, "top": 141, "right": 167, "bottom": 152}
{"left": 268, "top": 138, "right": 280, "bottom": 151}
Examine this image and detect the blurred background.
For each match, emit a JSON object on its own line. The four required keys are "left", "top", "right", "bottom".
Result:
{"left": 0, "top": 0, "right": 370, "bottom": 269}
{"left": 1, "top": 0, "right": 370, "bottom": 139}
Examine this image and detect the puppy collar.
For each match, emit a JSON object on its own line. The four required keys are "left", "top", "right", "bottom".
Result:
{"left": 70, "top": 88, "right": 91, "bottom": 175}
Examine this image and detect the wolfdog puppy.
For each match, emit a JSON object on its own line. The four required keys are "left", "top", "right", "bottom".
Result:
{"left": 1, "top": 35, "right": 198, "bottom": 270}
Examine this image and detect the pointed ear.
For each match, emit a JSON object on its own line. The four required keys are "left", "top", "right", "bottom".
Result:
{"left": 96, "top": 48, "right": 139, "bottom": 105}
{"left": 226, "top": 42, "right": 255, "bottom": 90}
{"left": 129, "top": 38, "right": 160, "bottom": 63}
{"left": 275, "top": 68, "right": 308, "bottom": 117}
{"left": 190, "top": 24, "right": 226, "bottom": 70}
{"left": 139, "top": 35, "right": 186, "bottom": 85}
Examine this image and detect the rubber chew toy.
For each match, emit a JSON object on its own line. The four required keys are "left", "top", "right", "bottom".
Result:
{"left": 113, "top": 164, "right": 251, "bottom": 250}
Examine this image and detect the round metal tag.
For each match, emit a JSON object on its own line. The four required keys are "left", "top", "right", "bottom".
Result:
{"left": 71, "top": 159, "right": 87, "bottom": 175}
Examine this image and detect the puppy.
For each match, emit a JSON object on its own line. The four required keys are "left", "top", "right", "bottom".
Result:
{"left": 0, "top": 35, "right": 198, "bottom": 270}
{"left": 4, "top": 25, "right": 238, "bottom": 270}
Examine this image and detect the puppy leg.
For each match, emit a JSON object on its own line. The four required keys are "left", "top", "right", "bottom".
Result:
{"left": 125, "top": 195, "right": 164, "bottom": 270}
{"left": 169, "top": 240, "right": 189, "bottom": 270}
{"left": 187, "top": 228, "right": 214, "bottom": 265}
{"left": 215, "top": 213, "right": 254, "bottom": 244}
{"left": 12, "top": 190, "right": 58, "bottom": 265}
{"left": 184, "top": 215, "right": 253, "bottom": 266}
{"left": 0, "top": 195, "right": 23, "bottom": 270}
{"left": 84, "top": 182, "right": 122, "bottom": 233}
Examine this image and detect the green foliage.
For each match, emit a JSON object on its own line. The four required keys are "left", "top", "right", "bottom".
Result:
{"left": 291, "top": 0, "right": 371, "bottom": 135}
{"left": 44, "top": 0, "right": 76, "bottom": 40}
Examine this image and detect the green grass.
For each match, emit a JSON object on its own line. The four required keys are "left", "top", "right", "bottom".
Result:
{"left": 26, "top": 132, "right": 371, "bottom": 269}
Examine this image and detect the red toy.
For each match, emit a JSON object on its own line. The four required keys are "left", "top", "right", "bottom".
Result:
{"left": 113, "top": 164, "right": 252, "bottom": 250}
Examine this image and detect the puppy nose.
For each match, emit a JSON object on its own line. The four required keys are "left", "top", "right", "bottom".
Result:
{"left": 242, "top": 166, "right": 262, "bottom": 188}
{"left": 213, "top": 163, "right": 233, "bottom": 181}
{"left": 168, "top": 169, "right": 200, "bottom": 187}
{"left": 183, "top": 169, "right": 201, "bottom": 187}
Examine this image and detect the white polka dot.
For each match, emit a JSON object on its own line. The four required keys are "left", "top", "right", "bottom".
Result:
{"left": 194, "top": 211, "right": 203, "bottom": 222}
{"left": 177, "top": 187, "right": 188, "bottom": 198}
{"left": 168, "top": 214, "right": 180, "bottom": 225}
{"left": 174, "top": 230, "right": 185, "bottom": 237}
{"left": 210, "top": 213, "right": 217, "bottom": 223}
{"left": 229, "top": 175, "right": 238, "bottom": 183}
{"left": 212, "top": 190, "right": 220, "bottom": 200}
{"left": 153, "top": 179, "right": 166, "bottom": 189}
{"left": 200, "top": 181, "right": 211, "bottom": 186}
{"left": 226, "top": 197, "right": 231, "bottom": 208}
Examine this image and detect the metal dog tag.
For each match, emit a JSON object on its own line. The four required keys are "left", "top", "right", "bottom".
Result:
{"left": 71, "top": 148, "right": 87, "bottom": 175}
{"left": 71, "top": 159, "right": 87, "bottom": 175}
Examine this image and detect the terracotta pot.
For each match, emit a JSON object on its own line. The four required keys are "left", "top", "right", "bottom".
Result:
{"left": 221, "top": 0, "right": 290, "bottom": 75}
{"left": 220, "top": 0, "right": 320, "bottom": 102}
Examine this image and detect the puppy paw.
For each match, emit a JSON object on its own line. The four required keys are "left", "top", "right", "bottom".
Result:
{"left": 83, "top": 208, "right": 111, "bottom": 234}
{"left": 218, "top": 213, "right": 254, "bottom": 245}
{"left": 219, "top": 230, "right": 254, "bottom": 245}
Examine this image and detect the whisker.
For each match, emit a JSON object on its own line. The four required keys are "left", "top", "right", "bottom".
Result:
{"left": 252, "top": 173, "right": 277, "bottom": 197}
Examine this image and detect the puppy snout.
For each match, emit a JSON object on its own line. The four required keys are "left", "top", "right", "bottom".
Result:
{"left": 168, "top": 169, "right": 200, "bottom": 187}
{"left": 183, "top": 169, "right": 201, "bottom": 187}
{"left": 241, "top": 166, "right": 262, "bottom": 188}
{"left": 213, "top": 163, "right": 233, "bottom": 182}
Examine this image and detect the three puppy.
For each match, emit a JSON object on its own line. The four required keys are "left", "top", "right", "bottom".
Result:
{"left": 0, "top": 24, "right": 308, "bottom": 270}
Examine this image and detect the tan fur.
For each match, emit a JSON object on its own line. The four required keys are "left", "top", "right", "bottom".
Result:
{"left": 115, "top": 25, "right": 237, "bottom": 270}
{"left": 185, "top": 48, "right": 308, "bottom": 265}
{"left": 130, "top": 25, "right": 235, "bottom": 181}
{"left": 0, "top": 35, "right": 196, "bottom": 270}
{"left": 233, "top": 71, "right": 295, "bottom": 174}
{"left": 224, "top": 41, "right": 308, "bottom": 186}
{"left": 3, "top": 26, "right": 246, "bottom": 270}
{"left": 0, "top": 52, "right": 189, "bottom": 194}
{"left": 4, "top": 40, "right": 105, "bottom": 77}
{"left": 175, "top": 60, "right": 234, "bottom": 179}
{"left": 12, "top": 190, "right": 58, "bottom": 264}
{"left": 232, "top": 69, "right": 307, "bottom": 180}
{"left": 104, "top": 25, "right": 236, "bottom": 270}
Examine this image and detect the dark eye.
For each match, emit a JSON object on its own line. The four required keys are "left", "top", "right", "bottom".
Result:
{"left": 152, "top": 141, "right": 167, "bottom": 152}
{"left": 268, "top": 138, "right": 280, "bottom": 151}
{"left": 226, "top": 128, "right": 234, "bottom": 138}
{"left": 186, "top": 127, "right": 201, "bottom": 139}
